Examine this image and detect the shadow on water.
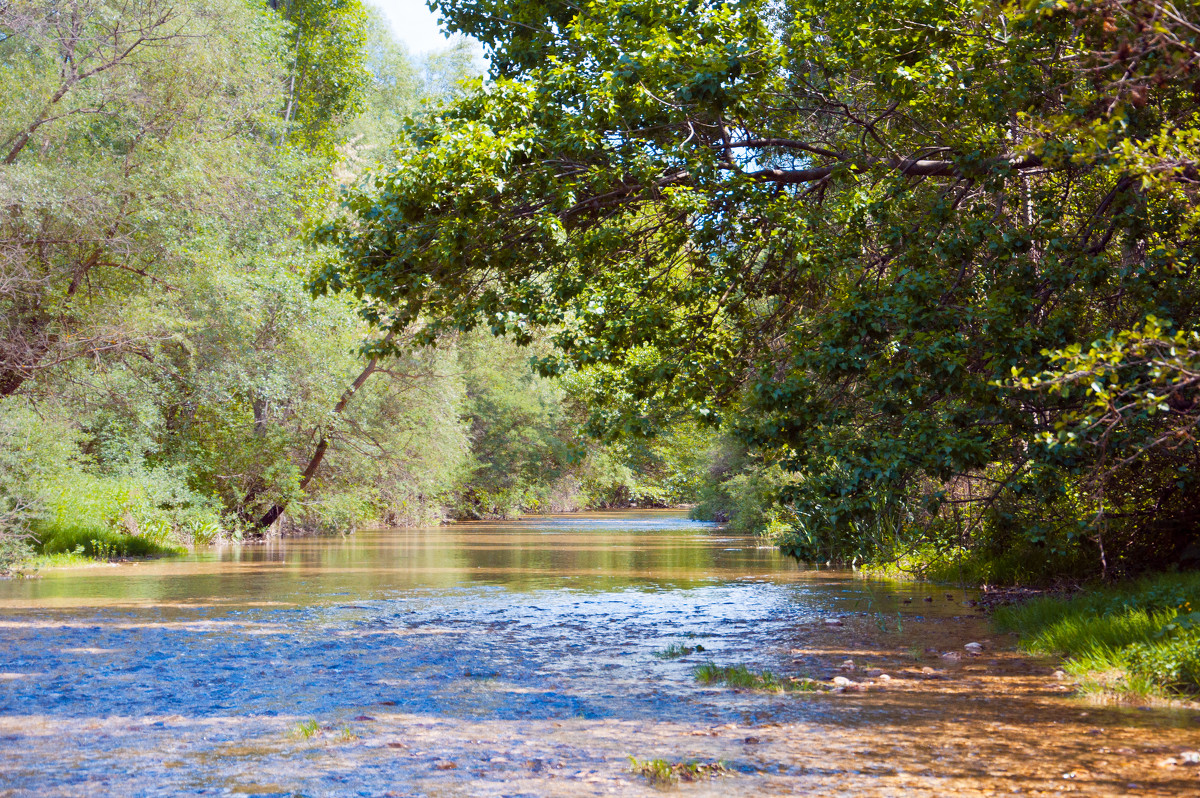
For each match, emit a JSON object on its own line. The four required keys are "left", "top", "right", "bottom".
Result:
{"left": 1, "top": 511, "right": 1197, "bottom": 796}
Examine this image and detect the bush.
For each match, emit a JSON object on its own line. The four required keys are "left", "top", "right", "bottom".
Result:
{"left": 1125, "top": 632, "right": 1200, "bottom": 692}
{"left": 32, "top": 469, "right": 218, "bottom": 558}
{"left": 0, "top": 400, "right": 81, "bottom": 571}
{"left": 691, "top": 463, "right": 799, "bottom": 536}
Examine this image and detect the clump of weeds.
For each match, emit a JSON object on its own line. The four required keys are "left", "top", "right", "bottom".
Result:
{"left": 628, "top": 756, "right": 729, "bottom": 785}
{"left": 693, "top": 663, "right": 823, "bottom": 692}
{"left": 655, "top": 643, "right": 706, "bottom": 659}
{"left": 290, "top": 719, "right": 359, "bottom": 743}
{"left": 291, "top": 719, "right": 321, "bottom": 739}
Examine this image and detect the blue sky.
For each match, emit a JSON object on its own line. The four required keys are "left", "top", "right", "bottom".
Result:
{"left": 367, "top": 0, "right": 452, "bottom": 54}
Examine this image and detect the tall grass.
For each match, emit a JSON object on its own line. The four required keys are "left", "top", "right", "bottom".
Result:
{"left": 994, "top": 572, "right": 1200, "bottom": 699}
{"left": 31, "top": 473, "right": 201, "bottom": 560}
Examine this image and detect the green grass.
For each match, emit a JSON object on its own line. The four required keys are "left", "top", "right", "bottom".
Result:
{"left": 23, "top": 550, "right": 103, "bottom": 570}
{"left": 693, "top": 663, "right": 823, "bottom": 692}
{"left": 35, "top": 524, "right": 185, "bottom": 560}
{"left": 291, "top": 719, "right": 321, "bottom": 739}
{"left": 993, "top": 571, "right": 1200, "bottom": 700}
{"left": 628, "top": 756, "right": 728, "bottom": 785}
{"left": 654, "top": 643, "right": 706, "bottom": 659}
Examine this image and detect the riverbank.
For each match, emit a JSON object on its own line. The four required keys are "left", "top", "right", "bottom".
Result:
{"left": 993, "top": 572, "right": 1200, "bottom": 704}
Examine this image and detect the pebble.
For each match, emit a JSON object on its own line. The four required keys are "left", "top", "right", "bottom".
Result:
{"left": 824, "top": 618, "right": 844, "bottom": 626}
{"left": 832, "top": 676, "right": 854, "bottom": 687}
{"left": 964, "top": 642, "right": 983, "bottom": 653}
{"left": 838, "top": 659, "right": 856, "bottom": 672}
{"left": 1181, "top": 751, "right": 1200, "bottom": 765}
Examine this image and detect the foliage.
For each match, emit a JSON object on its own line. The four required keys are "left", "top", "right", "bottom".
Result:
{"left": 1, "top": 0, "right": 706, "bottom": 569}
{"left": 34, "top": 468, "right": 210, "bottom": 555}
{"left": 627, "top": 756, "right": 729, "bottom": 786}
{"left": 1, "top": 0, "right": 287, "bottom": 397}
{"left": 317, "top": 0, "right": 1200, "bottom": 579}
{"left": 690, "top": 439, "right": 799, "bottom": 536}
{"left": 0, "top": 398, "right": 78, "bottom": 570}
{"left": 450, "top": 332, "right": 712, "bottom": 518}
{"left": 274, "top": 0, "right": 372, "bottom": 159}
{"left": 0, "top": 0, "right": 407, "bottom": 557}
{"left": 994, "top": 571, "right": 1200, "bottom": 697}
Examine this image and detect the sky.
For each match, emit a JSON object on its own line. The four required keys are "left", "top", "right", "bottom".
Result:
{"left": 366, "top": 0, "right": 456, "bottom": 55}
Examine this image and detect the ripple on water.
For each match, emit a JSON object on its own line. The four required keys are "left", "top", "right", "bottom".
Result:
{"left": 0, "top": 511, "right": 1197, "bottom": 796}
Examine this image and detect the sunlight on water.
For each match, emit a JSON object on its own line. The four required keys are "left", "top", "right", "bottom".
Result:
{"left": 0, "top": 511, "right": 1196, "bottom": 796}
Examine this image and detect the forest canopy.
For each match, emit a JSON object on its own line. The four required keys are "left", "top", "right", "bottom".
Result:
{"left": 317, "top": 0, "right": 1200, "bottom": 580}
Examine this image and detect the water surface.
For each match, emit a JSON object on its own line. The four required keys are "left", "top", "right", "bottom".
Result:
{"left": 1, "top": 511, "right": 1197, "bottom": 796}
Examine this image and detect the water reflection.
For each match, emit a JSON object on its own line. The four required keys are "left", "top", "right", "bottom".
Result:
{"left": 1, "top": 513, "right": 787, "bottom": 605}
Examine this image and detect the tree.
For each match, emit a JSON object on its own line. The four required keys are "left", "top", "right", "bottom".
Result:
{"left": 273, "top": 0, "right": 371, "bottom": 157}
{"left": 1, "top": 0, "right": 285, "bottom": 396}
{"left": 0, "top": 0, "right": 470, "bottom": 543}
{"left": 318, "top": 0, "right": 1200, "bottom": 577}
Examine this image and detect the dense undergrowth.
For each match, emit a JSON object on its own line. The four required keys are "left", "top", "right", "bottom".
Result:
{"left": 994, "top": 572, "right": 1200, "bottom": 700}
{"left": 689, "top": 441, "right": 1110, "bottom": 586}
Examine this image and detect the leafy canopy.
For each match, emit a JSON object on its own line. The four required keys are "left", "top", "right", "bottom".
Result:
{"left": 319, "top": 0, "right": 1200, "bottom": 574}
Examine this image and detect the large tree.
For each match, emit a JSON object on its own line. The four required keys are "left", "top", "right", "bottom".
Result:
{"left": 318, "top": 0, "right": 1200, "bottom": 576}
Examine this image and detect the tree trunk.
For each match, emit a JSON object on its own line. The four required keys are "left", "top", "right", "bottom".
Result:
{"left": 251, "top": 332, "right": 395, "bottom": 531}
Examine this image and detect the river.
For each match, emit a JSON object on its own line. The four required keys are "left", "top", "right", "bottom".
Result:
{"left": 1, "top": 511, "right": 1197, "bottom": 796}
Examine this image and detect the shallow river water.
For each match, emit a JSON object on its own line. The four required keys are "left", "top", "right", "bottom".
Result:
{"left": 1, "top": 511, "right": 1198, "bottom": 797}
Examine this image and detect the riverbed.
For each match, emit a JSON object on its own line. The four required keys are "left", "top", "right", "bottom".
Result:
{"left": 1, "top": 511, "right": 1197, "bottom": 796}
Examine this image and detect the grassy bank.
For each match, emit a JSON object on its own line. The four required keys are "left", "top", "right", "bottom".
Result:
{"left": 11, "top": 527, "right": 186, "bottom": 574}
{"left": 993, "top": 571, "right": 1200, "bottom": 702}
{"left": 36, "top": 524, "right": 186, "bottom": 560}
